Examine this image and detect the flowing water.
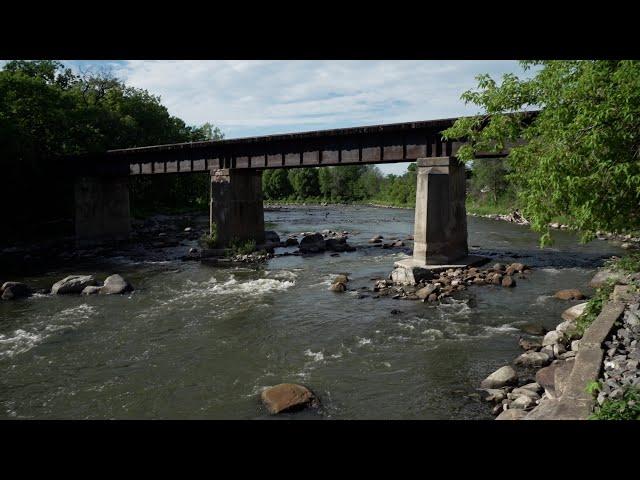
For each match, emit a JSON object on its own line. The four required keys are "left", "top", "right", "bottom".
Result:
{"left": 0, "top": 206, "right": 624, "bottom": 419}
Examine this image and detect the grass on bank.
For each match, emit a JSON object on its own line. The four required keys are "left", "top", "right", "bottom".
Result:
{"left": 589, "top": 387, "right": 640, "bottom": 420}
{"left": 605, "top": 252, "right": 640, "bottom": 273}
{"left": 575, "top": 280, "right": 617, "bottom": 336}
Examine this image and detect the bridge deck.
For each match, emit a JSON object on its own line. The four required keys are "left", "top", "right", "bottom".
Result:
{"left": 66, "top": 113, "right": 533, "bottom": 176}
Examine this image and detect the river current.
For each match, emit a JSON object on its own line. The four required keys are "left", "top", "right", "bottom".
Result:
{"left": 0, "top": 206, "right": 624, "bottom": 419}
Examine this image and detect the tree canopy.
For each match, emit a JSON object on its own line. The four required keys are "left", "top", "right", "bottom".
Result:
{"left": 0, "top": 60, "right": 222, "bottom": 238}
{"left": 443, "top": 60, "right": 640, "bottom": 244}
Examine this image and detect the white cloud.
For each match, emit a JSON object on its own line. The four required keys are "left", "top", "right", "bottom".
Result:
{"left": 5, "top": 59, "right": 533, "bottom": 175}
{"left": 110, "top": 60, "right": 530, "bottom": 175}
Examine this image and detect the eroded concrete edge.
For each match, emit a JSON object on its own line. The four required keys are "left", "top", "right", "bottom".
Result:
{"left": 525, "top": 301, "right": 626, "bottom": 420}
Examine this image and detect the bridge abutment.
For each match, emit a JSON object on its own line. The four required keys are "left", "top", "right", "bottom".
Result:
{"left": 209, "top": 169, "right": 265, "bottom": 247}
{"left": 75, "top": 176, "right": 131, "bottom": 246}
{"left": 392, "top": 156, "right": 486, "bottom": 284}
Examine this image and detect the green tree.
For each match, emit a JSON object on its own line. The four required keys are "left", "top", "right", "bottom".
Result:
{"left": 468, "top": 158, "right": 513, "bottom": 204}
{"left": 0, "top": 60, "right": 224, "bottom": 239}
{"left": 443, "top": 60, "right": 640, "bottom": 244}
{"left": 262, "top": 169, "right": 292, "bottom": 199}
{"left": 288, "top": 168, "right": 320, "bottom": 199}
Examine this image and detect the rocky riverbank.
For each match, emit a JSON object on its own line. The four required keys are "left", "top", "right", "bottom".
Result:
{"left": 478, "top": 264, "right": 640, "bottom": 420}
{"left": 469, "top": 210, "right": 640, "bottom": 249}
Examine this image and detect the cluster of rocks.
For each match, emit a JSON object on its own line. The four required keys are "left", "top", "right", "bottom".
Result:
{"left": 373, "top": 263, "right": 529, "bottom": 303}
{"left": 297, "top": 231, "right": 356, "bottom": 254}
{"left": 260, "top": 383, "right": 319, "bottom": 415}
{"left": 480, "top": 304, "right": 586, "bottom": 420}
{"left": 469, "top": 210, "right": 530, "bottom": 226}
{"left": 595, "top": 294, "right": 640, "bottom": 406}
{"left": 480, "top": 287, "right": 590, "bottom": 419}
{"left": 470, "top": 209, "right": 640, "bottom": 249}
{"left": 367, "top": 234, "right": 410, "bottom": 249}
{"left": 0, "top": 274, "right": 134, "bottom": 300}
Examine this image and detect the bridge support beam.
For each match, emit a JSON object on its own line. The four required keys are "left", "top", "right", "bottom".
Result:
{"left": 209, "top": 169, "right": 265, "bottom": 247}
{"left": 75, "top": 176, "right": 131, "bottom": 246}
{"left": 392, "top": 157, "right": 485, "bottom": 285}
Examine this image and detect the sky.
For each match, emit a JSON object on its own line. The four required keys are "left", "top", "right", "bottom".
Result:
{"left": 7, "top": 60, "right": 532, "bottom": 175}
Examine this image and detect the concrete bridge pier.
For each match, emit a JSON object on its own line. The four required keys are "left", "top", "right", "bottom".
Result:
{"left": 75, "top": 176, "right": 131, "bottom": 246}
{"left": 392, "top": 156, "right": 486, "bottom": 284}
{"left": 209, "top": 169, "right": 265, "bottom": 247}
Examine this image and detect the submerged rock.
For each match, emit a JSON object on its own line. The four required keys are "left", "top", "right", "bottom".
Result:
{"left": 553, "top": 289, "right": 585, "bottom": 300}
{"left": 519, "top": 323, "right": 548, "bottom": 336}
{"left": 1, "top": 282, "right": 32, "bottom": 300}
{"left": 260, "top": 383, "right": 318, "bottom": 414}
{"left": 51, "top": 275, "right": 97, "bottom": 295}
{"left": 264, "top": 231, "right": 281, "bottom": 244}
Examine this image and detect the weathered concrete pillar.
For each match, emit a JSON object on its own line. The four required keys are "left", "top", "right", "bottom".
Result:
{"left": 209, "top": 169, "right": 265, "bottom": 246}
{"left": 75, "top": 176, "right": 131, "bottom": 246}
{"left": 392, "top": 157, "right": 482, "bottom": 285}
{"left": 413, "top": 156, "right": 468, "bottom": 265}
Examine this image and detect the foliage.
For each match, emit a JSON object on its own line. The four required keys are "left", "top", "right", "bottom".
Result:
{"left": 0, "top": 60, "right": 222, "bottom": 240}
{"left": 605, "top": 252, "right": 640, "bottom": 273}
{"left": 262, "top": 169, "right": 293, "bottom": 200}
{"left": 468, "top": 158, "right": 515, "bottom": 204}
{"left": 259, "top": 164, "right": 418, "bottom": 207}
{"left": 590, "top": 387, "right": 640, "bottom": 420}
{"left": 585, "top": 380, "right": 601, "bottom": 396}
{"left": 575, "top": 280, "right": 616, "bottom": 336}
{"left": 288, "top": 168, "right": 321, "bottom": 199}
{"left": 443, "top": 61, "right": 640, "bottom": 246}
{"left": 228, "top": 238, "right": 256, "bottom": 256}
{"left": 200, "top": 222, "right": 218, "bottom": 249}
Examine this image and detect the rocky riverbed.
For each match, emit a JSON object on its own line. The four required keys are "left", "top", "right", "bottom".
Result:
{"left": 0, "top": 206, "right": 630, "bottom": 419}
{"left": 478, "top": 266, "right": 640, "bottom": 420}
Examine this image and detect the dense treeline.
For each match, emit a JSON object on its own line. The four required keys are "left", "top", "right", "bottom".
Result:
{"left": 262, "top": 163, "right": 419, "bottom": 207}
{"left": 0, "top": 60, "right": 220, "bottom": 241}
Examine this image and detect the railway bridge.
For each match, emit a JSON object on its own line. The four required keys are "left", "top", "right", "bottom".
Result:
{"left": 65, "top": 113, "right": 530, "bottom": 269}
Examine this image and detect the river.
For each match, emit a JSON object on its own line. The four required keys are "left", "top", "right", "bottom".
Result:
{"left": 0, "top": 205, "right": 625, "bottom": 419}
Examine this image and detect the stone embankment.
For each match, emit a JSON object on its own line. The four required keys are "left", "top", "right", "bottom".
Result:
{"left": 479, "top": 267, "right": 640, "bottom": 420}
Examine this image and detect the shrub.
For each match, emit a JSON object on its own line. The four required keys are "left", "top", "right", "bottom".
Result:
{"left": 590, "top": 387, "right": 640, "bottom": 420}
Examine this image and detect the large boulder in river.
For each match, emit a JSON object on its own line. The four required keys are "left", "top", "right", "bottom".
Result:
{"left": 553, "top": 289, "right": 585, "bottom": 300}
{"left": 51, "top": 275, "right": 97, "bottom": 295}
{"left": 480, "top": 365, "right": 518, "bottom": 389}
{"left": 1, "top": 282, "right": 32, "bottom": 300}
{"left": 260, "top": 383, "right": 318, "bottom": 414}
{"left": 514, "top": 351, "right": 551, "bottom": 368}
{"left": 264, "top": 231, "right": 281, "bottom": 245}
{"left": 589, "top": 269, "right": 628, "bottom": 288}
{"left": 299, "top": 233, "right": 326, "bottom": 253}
{"left": 100, "top": 274, "right": 134, "bottom": 295}
{"left": 561, "top": 302, "right": 588, "bottom": 322}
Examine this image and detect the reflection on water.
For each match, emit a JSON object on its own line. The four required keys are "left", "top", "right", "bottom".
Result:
{"left": 0, "top": 206, "right": 624, "bottom": 419}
